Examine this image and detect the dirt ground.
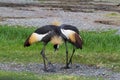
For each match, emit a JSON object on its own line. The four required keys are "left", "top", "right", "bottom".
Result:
{"left": 0, "top": 62, "right": 120, "bottom": 80}
{"left": 0, "top": 0, "right": 120, "bottom": 31}
{"left": 0, "top": 0, "right": 120, "bottom": 80}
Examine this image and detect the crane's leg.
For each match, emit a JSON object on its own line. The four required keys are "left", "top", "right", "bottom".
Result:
{"left": 40, "top": 43, "right": 54, "bottom": 71}
{"left": 40, "top": 44, "right": 47, "bottom": 71}
{"left": 68, "top": 47, "right": 75, "bottom": 65}
{"left": 65, "top": 41, "right": 69, "bottom": 69}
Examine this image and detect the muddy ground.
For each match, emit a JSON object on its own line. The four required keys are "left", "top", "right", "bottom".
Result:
{"left": 0, "top": 0, "right": 120, "bottom": 80}
{"left": 0, "top": 62, "right": 120, "bottom": 80}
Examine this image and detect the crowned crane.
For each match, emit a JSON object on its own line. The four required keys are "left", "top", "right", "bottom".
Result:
{"left": 59, "top": 24, "right": 83, "bottom": 69}
{"left": 24, "top": 25, "right": 62, "bottom": 71}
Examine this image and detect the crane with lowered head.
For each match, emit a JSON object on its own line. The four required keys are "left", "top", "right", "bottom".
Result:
{"left": 58, "top": 24, "right": 83, "bottom": 68}
{"left": 24, "top": 23, "right": 62, "bottom": 71}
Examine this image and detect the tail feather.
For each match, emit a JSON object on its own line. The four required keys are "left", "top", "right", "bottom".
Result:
{"left": 74, "top": 33, "right": 82, "bottom": 49}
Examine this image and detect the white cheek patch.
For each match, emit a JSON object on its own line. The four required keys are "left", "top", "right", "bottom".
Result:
{"left": 61, "top": 29, "right": 75, "bottom": 39}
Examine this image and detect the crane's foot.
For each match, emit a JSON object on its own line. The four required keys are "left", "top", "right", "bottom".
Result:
{"left": 43, "top": 68, "right": 48, "bottom": 72}
{"left": 47, "top": 68, "right": 56, "bottom": 72}
{"left": 48, "top": 63, "right": 56, "bottom": 72}
{"left": 68, "top": 60, "right": 72, "bottom": 67}
{"left": 43, "top": 67, "right": 56, "bottom": 72}
{"left": 43, "top": 62, "right": 56, "bottom": 72}
{"left": 48, "top": 62, "right": 54, "bottom": 68}
{"left": 61, "top": 65, "right": 70, "bottom": 69}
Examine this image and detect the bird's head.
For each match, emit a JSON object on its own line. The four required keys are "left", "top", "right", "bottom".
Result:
{"left": 24, "top": 33, "right": 40, "bottom": 47}
{"left": 53, "top": 44, "right": 59, "bottom": 52}
{"left": 24, "top": 36, "right": 31, "bottom": 47}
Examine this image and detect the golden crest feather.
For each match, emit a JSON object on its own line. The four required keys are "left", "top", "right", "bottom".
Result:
{"left": 51, "top": 20, "right": 61, "bottom": 26}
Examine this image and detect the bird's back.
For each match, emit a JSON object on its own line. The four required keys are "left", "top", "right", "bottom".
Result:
{"left": 59, "top": 24, "right": 82, "bottom": 49}
{"left": 34, "top": 25, "right": 58, "bottom": 34}
{"left": 60, "top": 24, "right": 79, "bottom": 34}
{"left": 24, "top": 25, "right": 62, "bottom": 47}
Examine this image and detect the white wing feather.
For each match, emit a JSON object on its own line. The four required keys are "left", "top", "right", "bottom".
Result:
{"left": 61, "top": 29, "right": 75, "bottom": 39}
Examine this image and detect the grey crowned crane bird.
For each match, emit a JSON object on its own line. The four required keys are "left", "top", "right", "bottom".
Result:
{"left": 59, "top": 24, "right": 83, "bottom": 69}
{"left": 24, "top": 24, "right": 62, "bottom": 71}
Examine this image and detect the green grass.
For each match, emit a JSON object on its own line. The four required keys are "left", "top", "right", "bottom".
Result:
{"left": 0, "top": 70, "right": 40, "bottom": 80}
{"left": 105, "top": 12, "right": 120, "bottom": 18}
{"left": 0, "top": 25, "right": 120, "bottom": 72}
{"left": 0, "top": 70, "right": 103, "bottom": 80}
{"left": 94, "top": 0, "right": 120, "bottom": 4}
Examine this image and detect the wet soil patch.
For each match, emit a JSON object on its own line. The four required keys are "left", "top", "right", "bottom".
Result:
{"left": 94, "top": 20, "right": 120, "bottom": 26}
{"left": 0, "top": 63, "right": 120, "bottom": 79}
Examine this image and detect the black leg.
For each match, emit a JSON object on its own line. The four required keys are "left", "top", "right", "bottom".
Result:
{"left": 68, "top": 47, "right": 75, "bottom": 65}
{"left": 65, "top": 41, "right": 69, "bottom": 69}
{"left": 40, "top": 44, "right": 47, "bottom": 71}
{"left": 40, "top": 43, "right": 54, "bottom": 72}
